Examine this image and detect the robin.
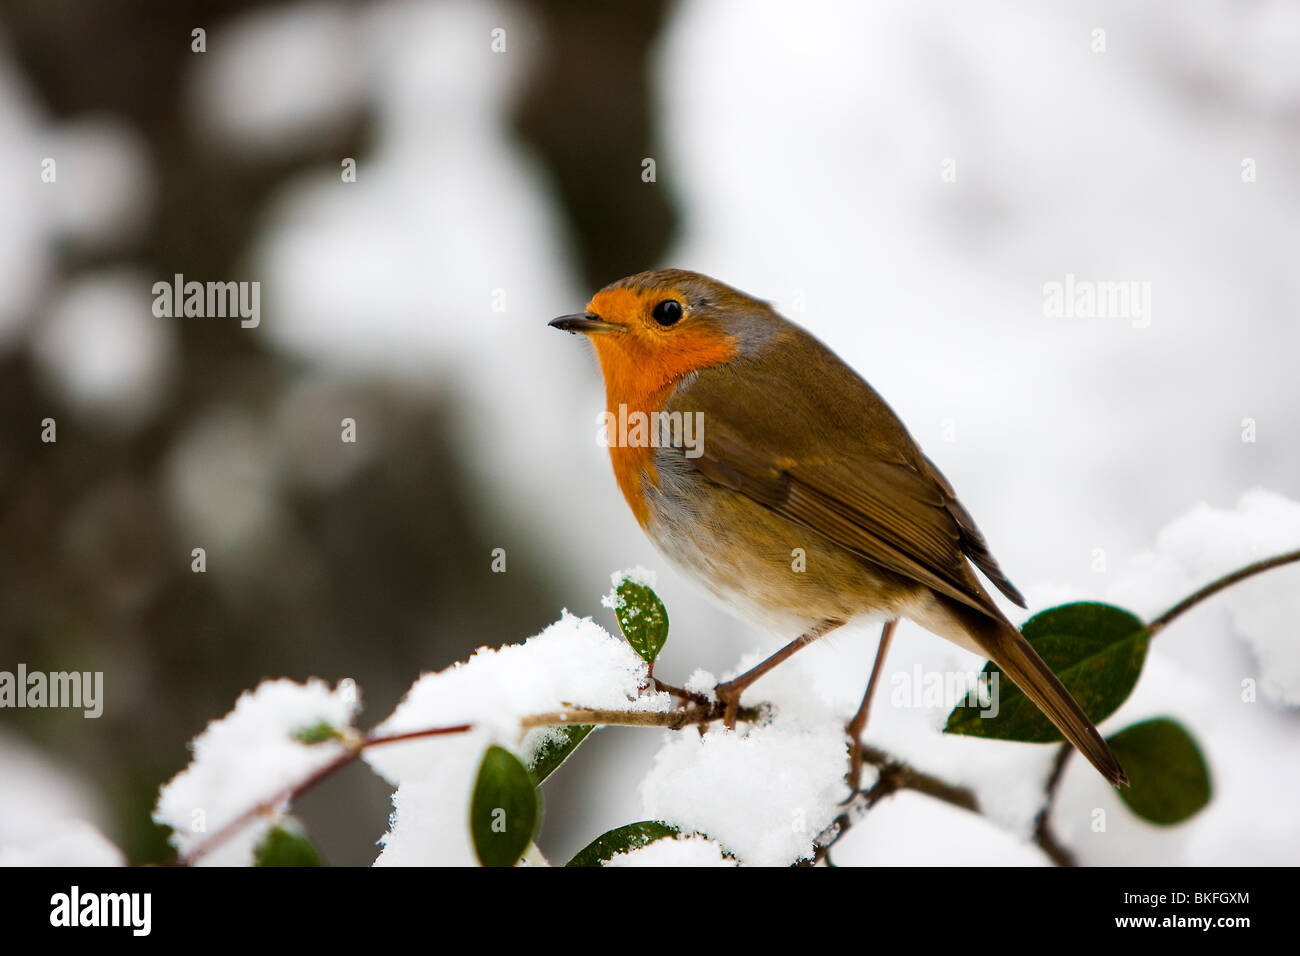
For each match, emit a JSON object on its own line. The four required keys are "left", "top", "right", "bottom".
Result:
{"left": 551, "top": 268, "right": 1127, "bottom": 787}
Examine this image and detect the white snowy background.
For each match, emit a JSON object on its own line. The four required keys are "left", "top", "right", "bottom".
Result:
{"left": 1, "top": 0, "right": 1298, "bottom": 865}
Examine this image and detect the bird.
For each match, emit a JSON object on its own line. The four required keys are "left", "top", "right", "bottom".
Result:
{"left": 550, "top": 268, "right": 1127, "bottom": 787}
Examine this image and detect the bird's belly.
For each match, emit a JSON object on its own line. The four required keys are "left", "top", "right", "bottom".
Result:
{"left": 641, "top": 459, "right": 921, "bottom": 638}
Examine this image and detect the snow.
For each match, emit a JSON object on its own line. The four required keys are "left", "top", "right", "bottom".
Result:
{"left": 364, "top": 611, "right": 669, "bottom": 787}
{"left": 153, "top": 678, "right": 359, "bottom": 866}
{"left": 605, "top": 834, "right": 736, "bottom": 867}
{"left": 602, "top": 566, "right": 661, "bottom": 612}
{"left": 0, "top": 731, "right": 124, "bottom": 866}
{"left": 684, "top": 669, "right": 718, "bottom": 698}
{"left": 637, "top": 652, "right": 850, "bottom": 866}
{"left": 1110, "top": 489, "right": 1300, "bottom": 705}
{"left": 0, "top": 731, "right": 112, "bottom": 842}
{"left": 832, "top": 791, "right": 1051, "bottom": 867}
{"left": 367, "top": 612, "right": 671, "bottom": 865}
{"left": 640, "top": 721, "right": 848, "bottom": 866}
{"left": 0, "top": 820, "right": 124, "bottom": 867}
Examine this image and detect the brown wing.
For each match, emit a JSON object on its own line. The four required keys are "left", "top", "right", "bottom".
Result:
{"left": 671, "top": 331, "right": 1025, "bottom": 619}
{"left": 922, "top": 454, "right": 1026, "bottom": 608}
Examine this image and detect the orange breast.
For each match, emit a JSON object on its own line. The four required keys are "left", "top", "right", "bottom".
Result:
{"left": 588, "top": 319, "right": 737, "bottom": 528}
{"left": 609, "top": 435, "right": 658, "bottom": 528}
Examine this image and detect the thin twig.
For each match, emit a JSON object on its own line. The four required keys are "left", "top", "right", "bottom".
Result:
{"left": 653, "top": 677, "right": 712, "bottom": 706}
{"left": 1148, "top": 548, "right": 1300, "bottom": 635}
{"left": 520, "top": 703, "right": 758, "bottom": 729}
{"left": 808, "top": 745, "right": 980, "bottom": 866}
{"left": 856, "top": 744, "right": 980, "bottom": 812}
{"left": 1031, "top": 744, "right": 1078, "bottom": 867}
{"left": 178, "top": 722, "right": 475, "bottom": 865}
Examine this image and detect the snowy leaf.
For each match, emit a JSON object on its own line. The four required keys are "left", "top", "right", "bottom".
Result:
{"left": 253, "top": 821, "right": 325, "bottom": 867}
{"left": 565, "top": 821, "right": 679, "bottom": 867}
{"left": 604, "top": 834, "right": 736, "bottom": 867}
{"left": 527, "top": 724, "right": 594, "bottom": 785}
{"left": 945, "top": 602, "right": 1149, "bottom": 742}
{"left": 292, "top": 720, "right": 343, "bottom": 745}
{"left": 611, "top": 577, "right": 669, "bottom": 668}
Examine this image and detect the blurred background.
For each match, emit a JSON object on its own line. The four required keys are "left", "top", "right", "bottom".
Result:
{"left": 1, "top": 0, "right": 1297, "bottom": 866}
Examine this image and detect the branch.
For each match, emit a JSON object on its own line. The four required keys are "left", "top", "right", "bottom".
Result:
{"left": 177, "top": 701, "right": 757, "bottom": 865}
{"left": 1031, "top": 744, "right": 1078, "bottom": 867}
{"left": 178, "top": 722, "right": 474, "bottom": 866}
{"left": 179, "top": 548, "right": 1300, "bottom": 867}
{"left": 521, "top": 702, "right": 757, "bottom": 730}
{"left": 814, "top": 742, "right": 1082, "bottom": 867}
{"left": 1147, "top": 548, "right": 1300, "bottom": 635}
{"left": 807, "top": 744, "right": 980, "bottom": 866}
{"left": 855, "top": 743, "right": 980, "bottom": 812}
{"left": 653, "top": 677, "right": 712, "bottom": 706}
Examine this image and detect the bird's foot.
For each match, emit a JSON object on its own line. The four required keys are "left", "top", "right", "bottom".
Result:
{"left": 713, "top": 679, "right": 742, "bottom": 729}
{"left": 844, "top": 737, "right": 866, "bottom": 799}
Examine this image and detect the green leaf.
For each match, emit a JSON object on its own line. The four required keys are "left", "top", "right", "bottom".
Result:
{"left": 612, "top": 578, "right": 669, "bottom": 668}
{"left": 292, "top": 720, "right": 343, "bottom": 745}
{"left": 1108, "top": 718, "right": 1212, "bottom": 825}
{"left": 945, "top": 601, "right": 1149, "bottom": 742}
{"left": 470, "top": 745, "right": 540, "bottom": 867}
{"left": 565, "top": 821, "right": 679, "bottom": 867}
{"left": 253, "top": 822, "right": 325, "bottom": 867}
{"left": 527, "top": 724, "right": 595, "bottom": 786}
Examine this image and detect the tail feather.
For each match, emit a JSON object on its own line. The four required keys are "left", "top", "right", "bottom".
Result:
{"left": 967, "top": 615, "right": 1128, "bottom": 787}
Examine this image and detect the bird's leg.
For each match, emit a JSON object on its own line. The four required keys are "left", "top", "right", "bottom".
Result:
{"left": 846, "top": 619, "right": 897, "bottom": 793}
{"left": 714, "top": 619, "right": 842, "bottom": 729}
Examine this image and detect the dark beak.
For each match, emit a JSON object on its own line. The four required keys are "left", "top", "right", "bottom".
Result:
{"left": 548, "top": 312, "right": 623, "bottom": 334}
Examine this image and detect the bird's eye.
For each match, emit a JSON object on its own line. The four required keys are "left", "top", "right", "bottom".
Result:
{"left": 652, "top": 299, "right": 683, "bottom": 327}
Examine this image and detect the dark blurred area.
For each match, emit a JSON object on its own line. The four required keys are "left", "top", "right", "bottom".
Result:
{"left": 0, "top": 0, "right": 672, "bottom": 864}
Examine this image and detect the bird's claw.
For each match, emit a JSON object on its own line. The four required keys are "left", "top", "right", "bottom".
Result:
{"left": 844, "top": 737, "right": 865, "bottom": 799}
{"left": 714, "top": 680, "right": 741, "bottom": 729}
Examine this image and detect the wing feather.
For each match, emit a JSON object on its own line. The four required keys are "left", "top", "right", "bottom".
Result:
{"left": 672, "top": 334, "right": 1026, "bottom": 618}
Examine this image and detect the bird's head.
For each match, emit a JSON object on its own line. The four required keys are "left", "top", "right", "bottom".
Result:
{"left": 549, "top": 268, "right": 779, "bottom": 405}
